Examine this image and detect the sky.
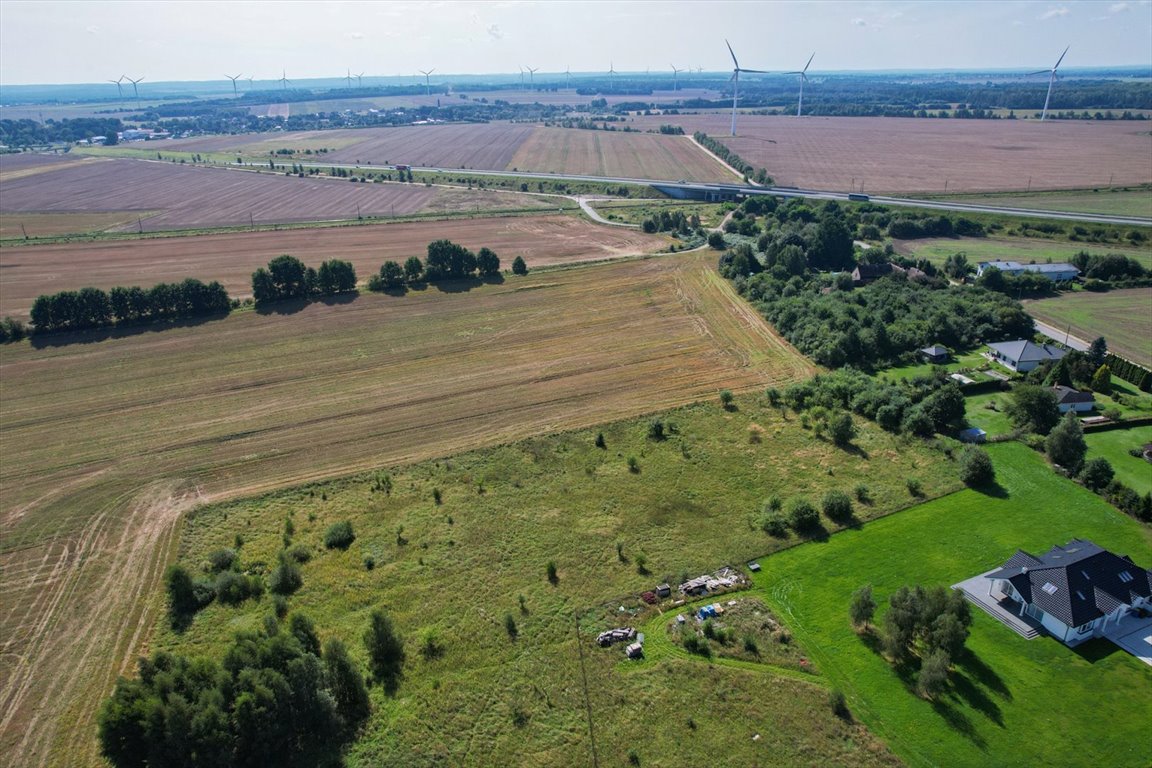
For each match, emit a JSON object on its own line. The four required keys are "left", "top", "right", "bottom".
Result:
{"left": 1, "top": 0, "right": 1150, "bottom": 86}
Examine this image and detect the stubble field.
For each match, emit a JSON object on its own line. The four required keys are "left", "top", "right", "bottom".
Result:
{"left": 0, "top": 250, "right": 815, "bottom": 767}
{"left": 0, "top": 214, "right": 666, "bottom": 318}
{"left": 629, "top": 114, "right": 1152, "bottom": 193}
{"left": 1024, "top": 287, "right": 1152, "bottom": 368}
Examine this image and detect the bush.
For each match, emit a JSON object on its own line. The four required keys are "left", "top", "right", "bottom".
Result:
{"left": 787, "top": 498, "right": 820, "bottom": 531}
{"left": 647, "top": 418, "right": 666, "bottom": 441}
{"left": 364, "top": 609, "right": 405, "bottom": 690}
{"left": 546, "top": 560, "right": 558, "bottom": 585}
{"left": 759, "top": 510, "right": 788, "bottom": 537}
{"left": 828, "top": 412, "right": 856, "bottom": 447}
{"left": 854, "top": 483, "right": 870, "bottom": 503}
{"left": 1046, "top": 411, "right": 1087, "bottom": 474}
{"left": 504, "top": 613, "right": 519, "bottom": 639}
{"left": 269, "top": 552, "right": 303, "bottom": 595}
{"left": 324, "top": 520, "right": 355, "bottom": 550}
{"left": 286, "top": 543, "right": 312, "bottom": 563}
{"left": 627, "top": 455, "right": 640, "bottom": 473}
{"left": 849, "top": 584, "right": 875, "bottom": 628}
{"left": 511, "top": 255, "right": 528, "bottom": 275}
{"left": 214, "top": 570, "right": 262, "bottom": 605}
{"left": 1079, "top": 457, "right": 1114, "bottom": 491}
{"left": 958, "top": 446, "right": 995, "bottom": 487}
{"left": 719, "top": 390, "right": 734, "bottom": 409}
{"left": 206, "top": 548, "right": 238, "bottom": 572}
{"left": 906, "top": 478, "right": 923, "bottom": 497}
{"left": 917, "top": 650, "right": 951, "bottom": 699}
{"left": 822, "top": 490, "right": 853, "bottom": 521}
{"left": 829, "top": 689, "right": 851, "bottom": 720}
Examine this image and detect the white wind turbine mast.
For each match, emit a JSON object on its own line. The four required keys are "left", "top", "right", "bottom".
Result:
{"left": 278, "top": 69, "right": 290, "bottom": 91}
{"left": 671, "top": 65, "right": 684, "bottom": 91}
{"left": 608, "top": 61, "right": 616, "bottom": 82}
{"left": 1029, "top": 46, "right": 1069, "bottom": 122}
{"left": 565, "top": 65, "right": 571, "bottom": 90}
{"left": 725, "top": 40, "right": 767, "bottom": 136}
{"left": 108, "top": 75, "right": 125, "bottom": 104}
{"left": 127, "top": 76, "right": 145, "bottom": 108}
{"left": 526, "top": 66, "right": 538, "bottom": 86}
{"left": 355, "top": 72, "right": 365, "bottom": 88}
{"left": 783, "top": 53, "right": 815, "bottom": 117}
{"left": 345, "top": 68, "right": 354, "bottom": 89}
{"left": 419, "top": 68, "right": 435, "bottom": 96}
{"left": 225, "top": 73, "right": 242, "bottom": 96}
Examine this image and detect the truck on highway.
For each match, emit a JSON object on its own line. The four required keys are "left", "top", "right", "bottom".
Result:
{"left": 848, "top": 193, "right": 870, "bottom": 202}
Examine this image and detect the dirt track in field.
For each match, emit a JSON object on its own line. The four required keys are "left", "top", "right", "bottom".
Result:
{"left": 0, "top": 250, "right": 812, "bottom": 767}
{"left": 0, "top": 215, "right": 669, "bottom": 317}
{"left": 628, "top": 114, "right": 1152, "bottom": 193}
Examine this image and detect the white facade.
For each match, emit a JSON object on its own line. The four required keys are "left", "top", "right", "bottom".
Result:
{"left": 998, "top": 578, "right": 1149, "bottom": 647}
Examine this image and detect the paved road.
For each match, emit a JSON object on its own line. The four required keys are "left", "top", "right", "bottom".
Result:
{"left": 1033, "top": 319, "right": 1090, "bottom": 351}
{"left": 575, "top": 197, "right": 637, "bottom": 227}
{"left": 296, "top": 161, "right": 1152, "bottom": 228}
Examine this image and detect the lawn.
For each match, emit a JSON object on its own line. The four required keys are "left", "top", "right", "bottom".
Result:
{"left": 150, "top": 394, "right": 955, "bottom": 767}
{"left": 1085, "top": 426, "right": 1152, "bottom": 494}
{"left": 755, "top": 442, "right": 1152, "bottom": 768}
{"left": 963, "top": 392, "right": 1015, "bottom": 436}
{"left": 1025, "top": 288, "right": 1152, "bottom": 368}
{"left": 898, "top": 237, "right": 1152, "bottom": 272}
{"left": 881, "top": 350, "right": 994, "bottom": 383}
{"left": 935, "top": 188, "right": 1152, "bottom": 219}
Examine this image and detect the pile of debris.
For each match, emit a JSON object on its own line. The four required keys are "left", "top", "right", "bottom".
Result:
{"left": 596, "top": 627, "right": 637, "bottom": 647}
{"left": 678, "top": 566, "right": 744, "bottom": 597}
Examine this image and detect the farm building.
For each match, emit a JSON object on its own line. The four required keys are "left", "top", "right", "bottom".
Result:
{"left": 920, "top": 345, "right": 951, "bottom": 364}
{"left": 987, "top": 339, "right": 1067, "bottom": 373}
{"left": 981, "top": 539, "right": 1152, "bottom": 648}
{"left": 1052, "top": 385, "right": 1095, "bottom": 413}
{"left": 655, "top": 583, "right": 671, "bottom": 598}
{"left": 976, "top": 261, "right": 1079, "bottom": 283}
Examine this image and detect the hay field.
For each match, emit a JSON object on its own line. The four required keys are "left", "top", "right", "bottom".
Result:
{"left": 629, "top": 114, "right": 1152, "bottom": 193}
{"left": 0, "top": 250, "right": 814, "bottom": 767}
{"left": 1025, "top": 288, "right": 1152, "bottom": 367}
{"left": 0, "top": 215, "right": 666, "bottom": 318}
{"left": 506, "top": 127, "right": 734, "bottom": 181}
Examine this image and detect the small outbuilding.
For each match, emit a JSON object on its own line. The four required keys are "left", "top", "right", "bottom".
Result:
{"left": 625, "top": 642, "right": 644, "bottom": 659}
{"left": 920, "top": 345, "right": 951, "bottom": 364}
{"left": 958, "top": 427, "right": 987, "bottom": 444}
{"left": 1052, "top": 385, "right": 1095, "bottom": 414}
{"left": 656, "top": 583, "right": 672, "bottom": 599}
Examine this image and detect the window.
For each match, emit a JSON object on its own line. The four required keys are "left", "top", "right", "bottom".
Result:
{"left": 1075, "top": 590, "right": 1086, "bottom": 600}
{"left": 1042, "top": 582, "right": 1058, "bottom": 595}
{"left": 1078, "top": 622, "right": 1094, "bottom": 634}
{"left": 1118, "top": 571, "right": 1134, "bottom": 584}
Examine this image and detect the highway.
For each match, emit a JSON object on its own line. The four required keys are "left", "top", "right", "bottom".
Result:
{"left": 296, "top": 160, "right": 1152, "bottom": 228}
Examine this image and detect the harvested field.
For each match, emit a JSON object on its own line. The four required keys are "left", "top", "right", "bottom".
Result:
{"left": 321, "top": 123, "right": 536, "bottom": 168}
{"left": 0, "top": 211, "right": 154, "bottom": 239}
{"left": 0, "top": 250, "right": 814, "bottom": 767}
{"left": 0, "top": 153, "right": 103, "bottom": 182}
{"left": 1025, "top": 288, "right": 1152, "bottom": 368}
{"left": 628, "top": 114, "right": 1152, "bottom": 193}
{"left": 0, "top": 215, "right": 668, "bottom": 317}
{"left": 507, "top": 127, "right": 733, "bottom": 181}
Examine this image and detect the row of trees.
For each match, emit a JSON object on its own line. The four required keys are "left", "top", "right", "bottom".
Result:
{"left": 0, "top": 117, "right": 124, "bottom": 146}
{"left": 251, "top": 255, "right": 357, "bottom": 305}
{"left": 366, "top": 240, "right": 526, "bottom": 291}
{"left": 1103, "top": 353, "right": 1152, "bottom": 392}
{"left": 693, "top": 132, "right": 772, "bottom": 185}
{"left": 30, "top": 279, "right": 230, "bottom": 333}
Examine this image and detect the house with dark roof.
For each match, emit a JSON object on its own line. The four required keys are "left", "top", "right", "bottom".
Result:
{"left": 1052, "top": 385, "right": 1095, "bottom": 413}
{"left": 920, "top": 345, "right": 950, "bottom": 364}
{"left": 984, "top": 539, "right": 1152, "bottom": 646}
{"left": 851, "top": 262, "right": 905, "bottom": 285}
{"left": 987, "top": 339, "right": 1067, "bottom": 373}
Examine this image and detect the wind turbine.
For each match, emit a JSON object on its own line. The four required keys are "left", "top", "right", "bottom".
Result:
{"left": 783, "top": 53, "right": 815, "bottom": 117}
{"left": 278, "top": 69, "right": 290, "bottom": 91}
{"left": 127, "top": 76, "right": 144, "bottom": 108}
{"left": 519, "top": 66, "right": 525, "bottom": 88}
{"left": 246, "top": 76, "right": 254, "bottom": 90}
{"left": 1029, "top": 45, "right": 1069, "bottom": 121}
{"left": 419, "top": 68, "right": 434, "bottom": 96}
{"left": 355, "top": 72, "right": 364, "bottom": 88}
{"left": 608, "top": 61, "right": 617, "bottom": 84}
{"left": 225, "top": 73, "right": 242, "bottom": 96}
{"left": 108, "top": 75, "right": 125, "bottom": 106}
{"left": 526, "top": 66, "right": 538, "bottom": 86}
{"left": 725, "top": 40, "right": 767, "bottom": 136}
{"left": 671, "top": 64, "right": 684, "bottom": 91}
{"left": 565, "top": 65, "right": 571, "bottom": 90}
{"left": 346, "top": 68, "right": 354, "bottom": 89}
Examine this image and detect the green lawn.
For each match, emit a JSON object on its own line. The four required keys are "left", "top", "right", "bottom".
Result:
{"left": 1025, "top": 288, "right": 1152, "bottom": 368}
{"left": 901, "top": 237, "right": 1152, "bottom": 271}
{"left": 1086, "top": 426, "right": 1152, "bottom": 494}
{"left": 964, "top": 392, "right": 1015, "bottom": 437}
{"left": 935, "top": 188, "right": 1152, "bottom": 219}
{"left": 882, "top": 350, "right": 994, "bottom": 383}
{"left": 754, "top": 442, "right": 1152, "bottom": 768}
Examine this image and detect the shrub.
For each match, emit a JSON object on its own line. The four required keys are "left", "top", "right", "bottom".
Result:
{"left": 849, "top": 584, "right": 875, "bottom": 628}
{"left": 215, "top": 570, "right": 262, "bottom": 605}
{"left": 363, "top": 554, "right": 376, "bottom": 570}
{"left": 1079, "top": 457, "right": 1114, "bottom": 491}
{"left": 420, "top": 629, "right": 445, "bottom": 660}
{"left": 286, "top": 543, "right": 312, "bottom": 563}
{"left": 759, "top": 510, "right": 788, "bottom": 537}
{"left": 787, "top": 498, "right": 820, "bottom": 531}
{"left": 647, "top": 418, "right": 666, "bottom": 441}
{"left": 1046, "top": 411, "right": 1087, "bottom": 474}
{"left": 682, "top": 633, "right": 711, "bottom": 658}
{"left": 511, "top": 255, "right": 528, "bottom": 275}
{"left": 958, "top": 446, "right": 995, "bottom": 487}
{"left": 828, "top": 412, "right": 856, "bottom": 447}
{"left": 269, "top": 553, "right": 303, "bottom": 595}
{"left": 595, "top": 431, "right": 606, "bottom": 449}
{"left": 546, "top": 560, "right": 558, "bottom": 585}
{"left": 719, "top": 390, "right": 734, "bottom": 409}
{"left": 906, "top": 478, "right": 923, "bottom": 497}
{"left": 207, "top": 548, "right": 238, "bottom": 572}
{"left": 854, "top": 483, "right": 870, "bottom": 503}
{"left": 364, "top": 609, "right": 405, "bottom": 689}
{"left": 707, "top": 231, "right": 725, "bottom": 249}
{"left": 627, "top": 455, "right": 640, "bottom": 473}
{"left": 504, "top": 613, "right": 519, "bottom": 639}
{"left": 822, "top": 490, "right": 853, "bottom": 521}
{"left": 917, "top": 651, "right": 951, "bottom": 699}
{"left": 323, "top": 521, "right": 355, "bottom": 550}
{"left": 634, "top": 552, "right": 649, "bottom": 575}
{"left": 829, "top": 689, "right": 851, "bottom": 720}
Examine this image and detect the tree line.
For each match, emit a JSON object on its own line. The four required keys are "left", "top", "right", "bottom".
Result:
{"left": 366, "top": 239, "right": 525, "bottom": 291}
{"left": 0, "top": 117, "right": 124, "bottom": 146}
{"left": 693, "top": 132, "right": 772, "bottom": 185}
{"left": 251, "top": 255, "right": 357, "bottom": 305}
{"left": 29, "top": 279, "right": 231, "bottom": 334}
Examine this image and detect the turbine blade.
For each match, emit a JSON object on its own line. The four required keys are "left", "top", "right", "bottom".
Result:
{"left": 725, "top": 39, "right": 739, "bottom": 68}
{"left": 740, "top": 68, "right": 769, "bottom": 74}
{"left": 1027, "top": 69, "right": 1050, "bottom": 76}
{"left": 782, "top": 71, "right": 802, "bottom": 75}
{"left": 1054, "top": 45, "right": 1069, "bottom": 70}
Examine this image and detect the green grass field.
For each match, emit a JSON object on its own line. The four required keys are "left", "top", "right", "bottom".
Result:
{"left": 152, "top": 394, "right": 958, "bottom": 766}
{"left": 935, "top": 188, "right": 1152, "bottom": 218}
{"left": 881, "top": 351, "right": 994, "bottom": 383}
{"left": 900, "top": 237, "right": 1152, "bottom": 272}
{"left": 1025, "top": 288, "right": 1152, "bottom": 368}
{"left": 1085, "top": 426, "right": 1152, "bottom": 494}
{"left": 755, "top": 442, "right": 1152, "bottom": 768}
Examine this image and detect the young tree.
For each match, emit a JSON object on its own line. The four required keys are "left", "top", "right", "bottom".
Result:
{"left": 787, "top": 498, "right": 820, "bottom": 532}
{"left": 1088, "top": 336, "right": 1108, "bottom": 368}
{"left": 1006, "top": 385, "right": 1061, "bottom": 435}
{"left": 323, "top": 638, "right": 371, "bottom": 727}
{"left": 289, "top": 613, "right": 322, "bottom": 657}
{"left": 828, "top": 412, "right": 857, "bottom": 447}
{"left": 707, "top": 231, "right": 725, "bottom": 249}
{"left": 917, "top": 650, "right": 951, "bottom": 699}
{"left": 1046, "top": 411, "right": 1087, "bottom": 473}
{"left": 316, "top": 259, "right": 357, "bottom": 295}
{"left": 1078, "top": 457, "right": 1114, "bottom": 491}
{"left": 363, "top": 609, "right": 405, "bottom": 690}
{"left": 822, "top": 490, "right": 853, "bottom": 521}
{"left": 269, "top": 551, "right": 303, "bottom": 595}
{"left": 403, "top": 256, "right": 424, "bottom": 283}
{"left": 476, "top": 247, "right": 500, "bottom": 276}
{"left": 849, "top": 584, "right": 876, "bottom": 628}
{"left": 511, "top": 255, "right": 528, "bottom": 275}
{"left": 958, "top": 445, "right": 995, "bottom": 487}
{"left": 165, "top": 564, "right": 199, "bottom": 621}
{"left": 1091, "top": 364, "right": 1112, "bottom": 394}
{"left": 379, "top": 260, "right": 405, "bottom": 289}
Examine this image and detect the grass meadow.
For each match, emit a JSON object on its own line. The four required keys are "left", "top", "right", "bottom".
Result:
{"left": 755, "top": 442, "right": 1152, "bottom": 768}
{"left": 1085, "top": 425, "right": 1152, "bottom": 494}
{"left": 936, "top": 187, "right": 1152, "bottom": 218}
{"left": 1025, "top": 288, "right": 1152, "bottom": 368}
{"left": 899, "top": 237, "right": 1152, "bottom": 271}
{"left": 153, "top": 393, "right": 958, "bottom": 767}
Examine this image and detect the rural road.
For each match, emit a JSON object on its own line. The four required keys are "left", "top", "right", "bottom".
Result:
{"left": 1032, "top": 319, "right": 1090, "bottom": 351}
{"left": 576, "top": 196, "right": 638, "bottom": 227}
{"left": 296, "top": 161, "right": 1152, "bottom": 227}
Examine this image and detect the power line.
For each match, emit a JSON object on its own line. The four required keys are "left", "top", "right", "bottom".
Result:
{"left": 573, "top": 611, "right": 600, "bottom": 768}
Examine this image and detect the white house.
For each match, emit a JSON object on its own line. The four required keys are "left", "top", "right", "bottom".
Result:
{"left": 984, "top": 539, "right": 1152, "bottom": 647}
{"left": 1052, "top": 385, "right": 1095, "bottom": 413}
{"left": 987, "top": 339, "right": 1067, "bottom": 373}
{"left": 977, "top": 261, "right": 1080, "bottom": 283}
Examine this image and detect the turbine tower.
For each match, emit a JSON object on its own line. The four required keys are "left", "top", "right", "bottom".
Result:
{"left": 419, "top": 68, "right": 435, "bottom": 96}
{"left": 278, "top": 69, "right": 290, "bottom": 91}
{"left": 225, "top": 73, "right": 242, "bottom": 96}
{"left": 608, "top": 61, "right": 616, "bottom": 86}
{"left": 127, "top": 76, "right": 144, "bottom": 108}
{"left": 519, "top": 66, "right": 524, "bottom": 88}
{"left": 108, "top": 75, "right": 125, "bottom": 105}
{"left": 1029, "top": 46, "right": 1069, "bottom": 121}
{"left": 783, "top": 53, "right": 815, "bottom": 117}
{"left": 565, "top": 65, "right": 571, "bottom": 90}
{"left": 725, "top": 40, "right": 767, "bottom": 136}
{"left": 355, "top": 72, "right": 364, "bottom": 88}
{"left": 346, "top": 68, "right": 353, "bottom": 89}
{"left": 671, "top": 64, "right": 684, "bottom": 91}
{"left": 526, "top": 66, "right": 538, "bottom": 86}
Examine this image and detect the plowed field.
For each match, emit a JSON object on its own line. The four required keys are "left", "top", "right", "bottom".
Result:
{"left": 628, "top": 114, "right": 1152, "bottom": 193}
{"left": 0, "top": 215, "right": 668, "bottom": 317}
{"left": 0, "top": 250, "right": 813, "bottom": 767}
{"left": 507, "top": 127, "right": 733, "bottom": 181}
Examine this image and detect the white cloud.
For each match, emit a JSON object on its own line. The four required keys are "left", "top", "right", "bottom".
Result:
{"left": 1040, "top": 6, "right": 1069, "bottom": 19}
{"left": 1110, "top": 2, "right": 1131, "bottom": 11}
{"left": 85, "top": 25, "right": 99, "bottom": 34}
{"left": 487, "top": 24, "right": 503, "bottom": 40}
{"left": 852, "top": 17, "right": 866, "bottom": 27}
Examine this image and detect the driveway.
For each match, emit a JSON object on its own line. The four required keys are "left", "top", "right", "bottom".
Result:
{"left": 1105, "top": 613, "right": 1152, "bottom": 666}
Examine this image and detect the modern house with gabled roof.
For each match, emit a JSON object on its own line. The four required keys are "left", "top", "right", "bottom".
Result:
{"left": 983, "top": 539, "right": 1152, "bottom": 647}
{"left": 1052, "top": 385, "right": 1095, "bottom": 413}
{"left": 987, "top": 339, "right": 1067, "bottom": 373}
